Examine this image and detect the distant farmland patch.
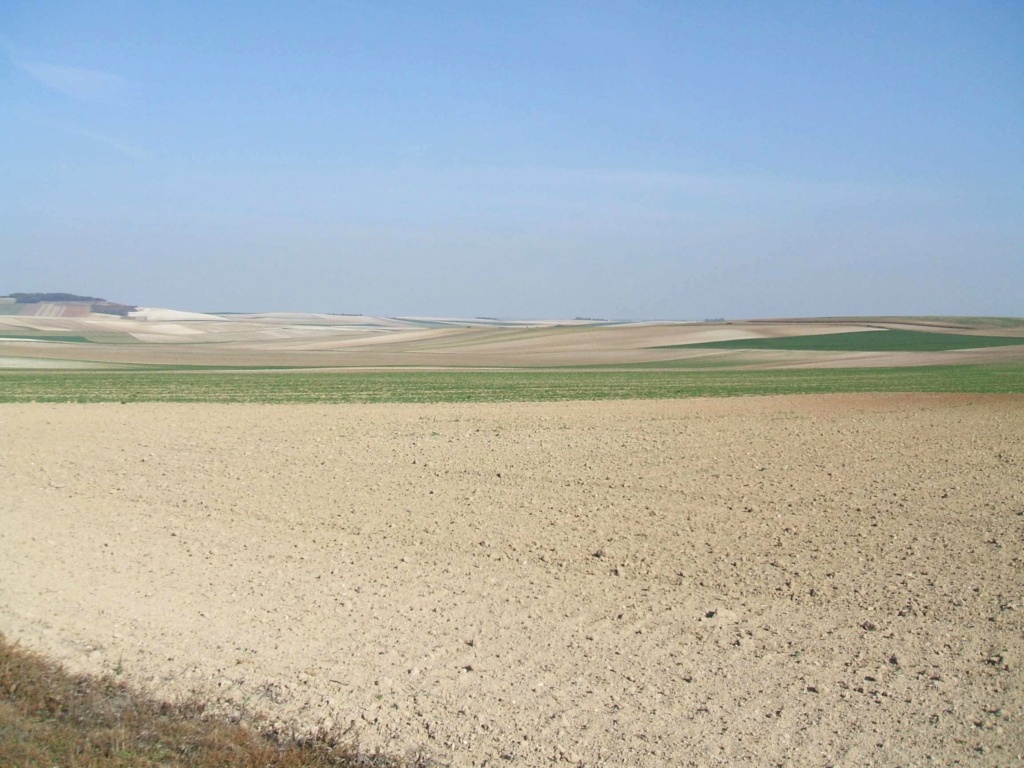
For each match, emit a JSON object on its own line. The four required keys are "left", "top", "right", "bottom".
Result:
{"left": 0, "top": 333, "right": 94, "bottom": 344}
{"left": 661, "top": 329, "right": 1024, "bottom": 353}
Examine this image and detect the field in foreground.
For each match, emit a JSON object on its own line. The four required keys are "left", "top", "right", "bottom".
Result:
{"left": 2, "top": 396, "right": 1022, "bottom": 766}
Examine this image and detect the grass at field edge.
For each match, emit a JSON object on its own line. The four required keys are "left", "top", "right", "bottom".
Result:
{"left": 0, "top": 634, "right": 421, "bottom": 767}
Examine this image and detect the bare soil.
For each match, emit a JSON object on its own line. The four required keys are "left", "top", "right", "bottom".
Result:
{"left": 1, "top": 395, "right": 1022, "bottom": 766}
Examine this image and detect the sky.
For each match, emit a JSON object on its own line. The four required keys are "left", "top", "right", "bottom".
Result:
{"left": 1, "top": 1, "right": 1022, "bottom": 319}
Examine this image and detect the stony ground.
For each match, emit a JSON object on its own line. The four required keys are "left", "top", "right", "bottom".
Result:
{"left": 1, "top": 395, "right": 1022, "bottom": 766}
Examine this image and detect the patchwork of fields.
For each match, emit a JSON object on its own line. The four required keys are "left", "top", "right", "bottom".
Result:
{"left": 2, "top": 309, "right": 1023, "bottom": 371}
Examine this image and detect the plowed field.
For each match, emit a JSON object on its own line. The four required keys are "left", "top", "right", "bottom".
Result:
{"left": 2, "top": 395, "right": 1022, "bottom": 766}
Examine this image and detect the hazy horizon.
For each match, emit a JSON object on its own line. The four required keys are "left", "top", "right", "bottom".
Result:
{"left": 4, "top": 290, "right": 1024, "bottom": 325}
{"left": 2, "top": 2, "right": 1021, "bottom": 319}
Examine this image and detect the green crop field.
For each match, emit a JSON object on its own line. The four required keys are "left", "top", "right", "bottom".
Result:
{"left": 0, "top": 333, "right": 94, "bottom": 343}
{"left": 0, "top": 364, "right": 1021, "bottom": 404}
{"left": 660, "top": 329, "right": 1024, "bottom": 353}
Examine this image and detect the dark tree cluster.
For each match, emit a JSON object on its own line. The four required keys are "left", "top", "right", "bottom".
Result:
{"left": 4, "top": 292, "right": 106, "bottom": 303}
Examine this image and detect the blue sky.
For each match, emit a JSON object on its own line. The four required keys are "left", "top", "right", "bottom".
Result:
{"left": 2, "top": 1, "right": 1021, "bottom": 318}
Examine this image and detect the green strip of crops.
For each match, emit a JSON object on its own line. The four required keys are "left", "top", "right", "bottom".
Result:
{"left": 662, "top": 329, "right": 1024, "bottom": 352}
{"left": 0, "top": 364, "right": 1021, "bottom": 403}
{"left": 0, "top": 333, "right": 95, "bottom": 343}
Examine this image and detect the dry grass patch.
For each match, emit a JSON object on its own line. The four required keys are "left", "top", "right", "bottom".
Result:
{"left": 0, "top": 634, "right": 418, "bottom": 768}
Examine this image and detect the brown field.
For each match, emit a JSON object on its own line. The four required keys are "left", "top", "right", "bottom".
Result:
{"left": 2, "top": 395, "right": 1022, "bottom": 766}
{"left": 2, "top": 309, "right": 1023, "bottom": 369}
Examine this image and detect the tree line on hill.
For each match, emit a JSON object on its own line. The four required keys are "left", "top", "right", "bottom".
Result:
{"left": 1, "top": 293, "right": 137, "bottom": 316}
{"left": 3, "top": 292, "right": 109, "bottom": 303}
